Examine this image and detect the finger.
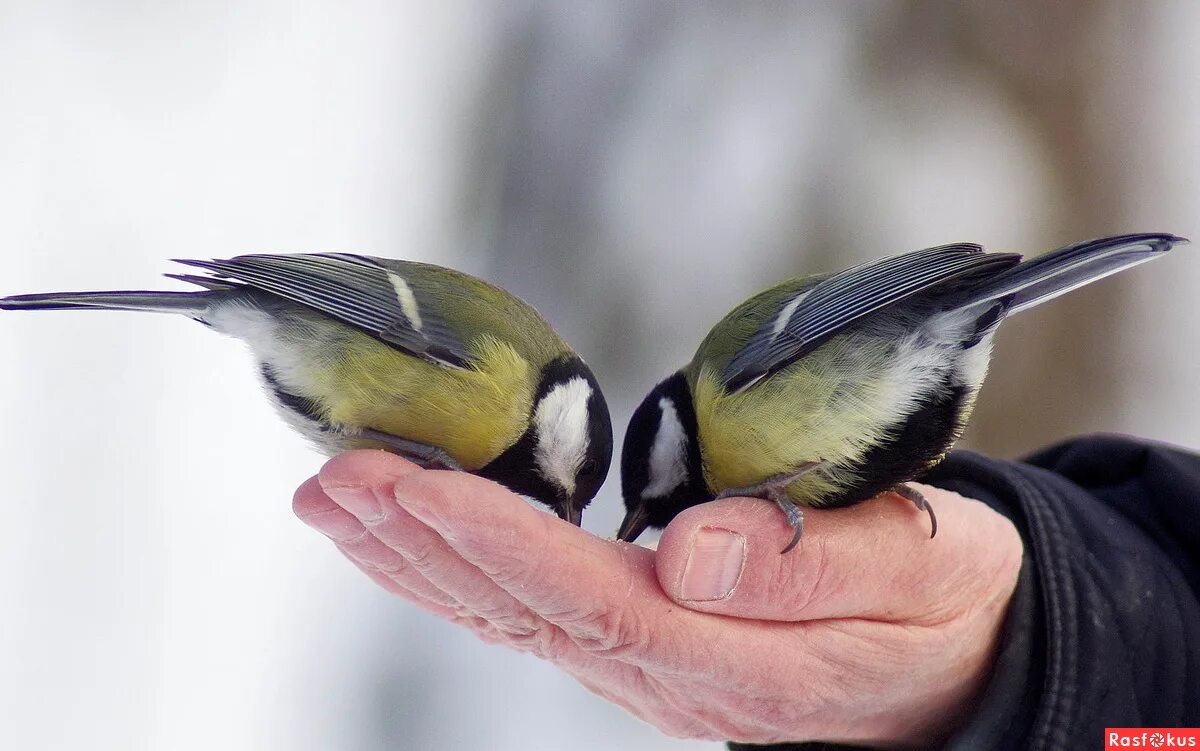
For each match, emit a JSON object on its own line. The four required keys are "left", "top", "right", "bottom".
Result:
{"left": 298, "top": 468, "right": 543, "bottom": 648}
{"left": 335, "top": 547, "right": 459, "bottom": 616}
{"left": 316, "top": 452, "right": 613, "bottom": 670}
{"left": 653, "top": 484, "right": 1023, "bottom": 623}
{"left": 335, "top": 547, "right": 519, "bottom": 647}
{"left": 317, "top": 453, "right": 550, "bottom": 638}
{"left": 309, "top": 455, "right": 719, "bottom": 729}
{"left": 390, "top": 468, "right": 763, "bottom": 670}
{"left": 294, "top": 474, "right": 463, "bottom": 613}
{"left": 294, "top": 474, "right": 371, "bottom": 541}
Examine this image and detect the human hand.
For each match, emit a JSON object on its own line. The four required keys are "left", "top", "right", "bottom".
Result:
{"left": 292, "top": 450, "right": 1022, "bottom": 747}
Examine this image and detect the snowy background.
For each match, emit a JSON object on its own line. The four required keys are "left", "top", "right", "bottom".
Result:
{"left": 2, "top": 2, "right": 1198, "bottom": 749}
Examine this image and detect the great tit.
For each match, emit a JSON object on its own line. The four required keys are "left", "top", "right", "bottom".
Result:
{"left": 1, "top": 254, "right": 613, "bottom": 524}
{"left": 617, "top": 233, "right": 1185, "bottom": 552}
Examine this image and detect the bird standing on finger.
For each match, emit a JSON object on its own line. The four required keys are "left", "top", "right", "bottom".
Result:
{"left": 618, "top": 233, "right": 1186, "bottom": 552}
{"left": 1, "top": 254, "right": 613, "bottom": 524}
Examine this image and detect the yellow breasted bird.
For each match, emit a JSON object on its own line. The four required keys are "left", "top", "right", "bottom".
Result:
{"left": 617, "top": 233, "right": 1185, "bottom": 552}
{"left": 1, "top": 254, "right": 612, "bottom": 524}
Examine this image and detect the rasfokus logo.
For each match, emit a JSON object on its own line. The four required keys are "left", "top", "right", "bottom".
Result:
{"left": 1106, "top": 729, "right": 1200, "bottom": 748}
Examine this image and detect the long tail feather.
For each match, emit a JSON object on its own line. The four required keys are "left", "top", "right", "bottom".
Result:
{"left": 959, "top": 233, "right": 1186, "bottom": 314}
{"left": 0, "top": 289, "right": 212, "bottom": 314}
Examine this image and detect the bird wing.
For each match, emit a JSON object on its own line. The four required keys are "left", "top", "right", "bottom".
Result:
{"left": 173, "top": 253, "right": 475, "bottom": 368}
{"left": 722, "top": 244, "right": 1022, "bottom": 391}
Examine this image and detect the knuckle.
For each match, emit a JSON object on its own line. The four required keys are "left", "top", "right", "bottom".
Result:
{"left": 447, "top": 610, "right": 494, "bottom": 636}
{"left": 442, "top": 601, "right": 502, "bottom": 636}
{"left": 564, "top": 606, "right": 649, "bottom": 658}
{"left": 475, "top": 605, "right": 534, "bottom": 634}
{"left": 531, "top": 629, "right": 575, "bottom": 661}
{"left": 452, "top": 603, "right": 482, "bottom": 624}
{"left": 491, "top": 619, "right": 573, "bottom": 661}
{"left": 339, "top": 533, "right": 390, "bottom": 564}
{"left": 369, "top": 552, "right": 409, "bottom": 575}
{"left": 401, "top": 538, "right": 440, "bottom": 569}
{"left": 337, "top": 528, "right": 374, "bottom": 548}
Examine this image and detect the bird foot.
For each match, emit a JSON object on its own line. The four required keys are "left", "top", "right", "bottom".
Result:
{"left": 715, "top": 460, "right": 828, "bottom": 554}
{"left": 357, "top": 428, "right": 463, "bottom": 471}
{"left": 892, "top": 484, "right": 938, "bottom": 538}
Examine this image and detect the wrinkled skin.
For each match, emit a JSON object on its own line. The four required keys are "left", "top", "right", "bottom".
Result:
{"left": 293, "top": 450, "right": 1022, "bottom": 748}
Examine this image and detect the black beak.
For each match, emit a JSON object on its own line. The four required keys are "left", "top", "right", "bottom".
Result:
{"left": 556, "top": 499, "right": 582, "bottom": 527}
{"left": 616, "top": 505, "right": 650, "bottom": 543}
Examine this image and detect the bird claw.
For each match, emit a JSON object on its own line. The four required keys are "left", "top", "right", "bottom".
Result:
{"left": 893, "top": 484, "right": 937, "bottom": 538}
{"left": 775, "top": 494, "right": 805, "bottom": 554}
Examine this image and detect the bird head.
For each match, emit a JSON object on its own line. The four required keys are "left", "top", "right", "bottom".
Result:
{"left": 481, "top": 355, "right": 612, "bottom": 526}
{"left": 617, "top": 371, "right": 710, "bottom": 542}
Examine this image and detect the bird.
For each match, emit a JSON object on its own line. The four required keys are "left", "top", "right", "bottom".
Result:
{"left": 616, "top": 233, "right": 1185, "bottom": 552}
{"left": 1, "top": 253, "right": 613, "bottom": 525}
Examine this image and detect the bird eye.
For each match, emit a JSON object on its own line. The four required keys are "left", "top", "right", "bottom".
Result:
{"left": 579, "top": 458, "right": 598, "bottom": 477}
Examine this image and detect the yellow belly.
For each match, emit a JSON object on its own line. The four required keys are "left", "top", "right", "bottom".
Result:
{"left": 302, "top": 332, "right": 536, "bottom": 470}
{"left": 691, "top": 336, "right": 918, "bottom": 506}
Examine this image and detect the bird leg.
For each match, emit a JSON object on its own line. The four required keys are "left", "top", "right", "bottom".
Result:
{"left": 892, "top": 483, "right": 938, "bottom": 539}
{"left": 715, "top": 460, "right": 829, "bottom": 554}
{"left": 357, "top": 428, "right": 463, "bottom": 471}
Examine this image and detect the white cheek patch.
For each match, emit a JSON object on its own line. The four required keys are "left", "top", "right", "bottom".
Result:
{"left": 643, "top": 398, "right": 689, "bottom": 499}
{"left": 532, "top": 376, "right": 593, "bottom": 497}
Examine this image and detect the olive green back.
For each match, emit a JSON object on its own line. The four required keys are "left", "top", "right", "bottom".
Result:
{"left": 375, "top": 259, "right": 572, "bottom": 369}
{"left": 684, "top": 274, "right": 826, "bottom": 383}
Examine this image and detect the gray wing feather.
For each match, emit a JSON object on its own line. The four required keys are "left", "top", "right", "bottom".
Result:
{"left": 723, "top": 244, "right": 1022, "bottom": 391}
{"left": 173, "top": 253, "right": 473, "bottom": 367}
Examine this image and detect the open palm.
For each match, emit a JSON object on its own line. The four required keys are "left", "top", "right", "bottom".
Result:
{"left": 293, "top": 451, "right": 1021, "bottom": 747}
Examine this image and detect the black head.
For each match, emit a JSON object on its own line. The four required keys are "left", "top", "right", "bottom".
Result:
{"left": 478, "top": 355, "right": 612, "bottom": 525}
{"left": 617, "top": 371, "right": 710, "bottom": 542}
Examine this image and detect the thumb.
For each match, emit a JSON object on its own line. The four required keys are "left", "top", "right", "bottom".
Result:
{"left": 653, "top": 484, "right": 1021, "bottom": 623}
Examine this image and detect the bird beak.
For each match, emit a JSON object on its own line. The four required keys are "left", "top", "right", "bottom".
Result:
{"left": 556, "top": 500, "right": 582, "bottom": 527}
{"left": 616, "top": 506, "right": 650, "bottom": 543}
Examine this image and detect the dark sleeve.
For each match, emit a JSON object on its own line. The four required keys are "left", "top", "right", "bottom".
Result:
{"left": 729, "top": 435, "right": 1200, "bottom": 751}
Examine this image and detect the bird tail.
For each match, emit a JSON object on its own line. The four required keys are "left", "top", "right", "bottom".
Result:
{"left": 955, "top": 233, "right": 1186, "bottom": 315}
{"left": 0, "top": 289, "right": 214, "bottom": 315}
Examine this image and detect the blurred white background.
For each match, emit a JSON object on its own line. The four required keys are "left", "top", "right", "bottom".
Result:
{"left": 1, "top": 2, "right": 1198, "bottom": 749}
